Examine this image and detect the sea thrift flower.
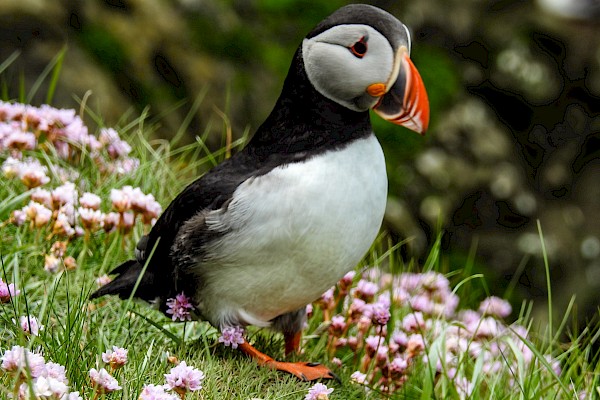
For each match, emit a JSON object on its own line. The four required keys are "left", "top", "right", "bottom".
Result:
{"left": 79, "top": 192, "right": 101, "bottom": 210}
{"left": 16, "top": 315, "right": 44, "bottom": 336}
{"left": 60, "top": 392, "right": 83, "bottom": 400}
{"left": 350, "top": 370, "right": 367, "bottom": 385}
{"left": 166, "top": 293, "right": 194, "bottom": 321}
{"left": 102, "top": 346, "right": 128, "bottom": 369}
{"left": 21, "top": 376, "right": 69, "bottom": 399}
{"left": 45, "top": 361, "right": 68, "bottom": 383}
{"left": 1, "top": 345, "right": 47, "bottom": 378}
{"left": 100, "top": 127, "right": 132, "bottom": 158}
{"left": 51, "top": 182, "right": 78, "bottom": 207}
{"left": 139, "top": 384, "right": 179, "bottom": 400}
{"left": 164, "top": 361, "right": 205, "bottom": 394}
{"left": 44, "top": 254, "right": 62, "bottom": 273}
{"left": 402, "top": 312, "right": 426, "bottom": 332}
{"left": 20, "top": 163, "right": 50, "bottom": 188}
{"left": 50, "top": 241, "right": 68, "bottom": 258}
{"left": 354, "top": 279, "right": 378, "bottom": 301}
{"left": 63, "top": 256, "right": 77, "bottom": 270}
{"left": 110, "top": 187, "right": 132, "bottom": 212}
{"left": 78, "top": 207, "right": 105, "bottom": 231}
{"left": 329, "top": 315, "right": 347, "bottom": 335}
{"left": 11, "top": 209, "right": 27, "bottom": 225}
{"left": 479, "top": 296, "right": 512, "bottom": 318}
{"left": 53, "top": 213, "right": 75, "bottom": 236}
{"left": 0, "top": 278, "right": 20, "bottom": 302}
{"left": 305, "top": 382, "right": 333, "bottom": 400}
{"left": 371, "top": 302, "right": 391, "bottom": 326}
{"left": 318, "top": 287, "right": 335, "bottom": 309}
{"left": 218, "top": 326, "right": 245, "bottom": 349}
{"left": 103, "top": 212, "right": 120, "bottom": 232}
{"left": 89, "top": 367, "right": 121, "bottom": 393}
{"left": 31, "top": 188, "right": 53, "bottom": 208}
{"left": 96, "top": 274, "right": 113, "bottom": 287}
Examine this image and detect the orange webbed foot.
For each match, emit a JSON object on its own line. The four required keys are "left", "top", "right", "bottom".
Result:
{"left": 238, "top": 337, "right": 338, "bottom": 382}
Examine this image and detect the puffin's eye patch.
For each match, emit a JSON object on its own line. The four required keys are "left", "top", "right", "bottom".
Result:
{"left": 349, "top": 37, "right": 368, "bottom": 58}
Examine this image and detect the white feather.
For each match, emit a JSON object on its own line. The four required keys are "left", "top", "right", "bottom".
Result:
{"left": 197, "top": 134, "right": 387, "bottom": 329}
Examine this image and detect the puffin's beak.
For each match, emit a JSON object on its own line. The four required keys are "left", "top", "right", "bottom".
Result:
{"left": 370, "top": 48, "right": 429, "bottom": 135}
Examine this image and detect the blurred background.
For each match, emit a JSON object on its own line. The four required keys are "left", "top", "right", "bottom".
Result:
{"left": 1, "top": 0, "right": 599, "bottom": 327}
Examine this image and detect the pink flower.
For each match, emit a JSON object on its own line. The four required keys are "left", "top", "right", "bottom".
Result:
{"left": 388, "top": 356, "right": 408, "bottom": 375}
{"left": 479, "top": 296, "right": 512, "bottom": 319}
{"left": 218, "top": 326, "right": 245, "bottom": 349}
{"left": 78, "top": 207, "right": 105, "bottom": 231}
{"left": 329, "top": 315, "right": 347, "bottom": 335}
{"left": 16, "top": 315, "right": 44, "bottom": 336}
{"left": 19, "top": 162, "right": 50, "bottom": 188}
{"left": 51, "top": 182, "right": 78, "bottom": 207}
{"left": 164, "top": 361, "right": 205, "bottom": 394}
{"left": 96, "top": 274, "right": 113, "bottom": 287}
{"left": 102, "top": 346, "right": 128, "bottom": 369}
{"left": 60, "top": 392, "right": 83, "bottom": 400}
{"left": 4, "top": 130, "right": 36, "bottom": 150}
{"left": 305, "top": 382, "right": 333, "bottom": 400}
{"left": 0, "top": 278, "right": 20, "bottom": 303}
{"left": 371, "top": 302, "right": 390, "bottom": 326}
{"left": 100, "top": 128, "right": 132, "bottom": 158}
{"left": 365, "top": 335, "right": 384, "bottom": 356}
{"left": 1, "top": 345, "right": 47, "bottom": 378}
{"left": 319, "top": 287, "right": 335, "bottom": 308}
{"left": 44, "top": 254, "right": 62, "bottom": 273}
{"left": 89, "top": 367, "right": 121, "bottom": 393}
{"left": 139, "top": 384, "right": 179, "bottom": 400}
{"left": 79, "top": 192, "right": 101, "bottom": 210}
{"left": 354, "top": 279, "right": 378, "bottom": 300}
{"left": 350, "top": 370, "right": 367, "bottom": 385}
{"left": 166, "top": 293, "right": 194, "bottom": 321}
{"left": 402, "top": 312, "right": 426, "bottom": 332}
{"left": 45, "top": 361, "right": 68, "bottom": 383}
{"left": 31, "top": 188, "right": 53, "bottom": 208}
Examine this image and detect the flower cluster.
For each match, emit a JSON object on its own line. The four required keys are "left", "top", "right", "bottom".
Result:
{"left": 305, "top": 382, "right": 334, "bottom": 400}
{"left": 310, "top": 268, "right": 560, "bottom": 395}
{"left": 13, "top": 315, "right": 44, "bottom": 336}
{"left": 10, "top": 182, "right": 161, "bottom": 238}
{"left": 218, "top": 326, "right": 245, "bottom": 349}
{"left": 0, "top": 277, "right": 20, "bottom": 303}
{"left": 6, "top": 180, "right": 161, "bottom": 274}
{"left": 166, "top": 293, "right": 195, "bottom": 322}
{"left": 139, "top": 360, "right": 205, "bottom": 399}
{"left": 0, "top": 100, "right": 138, "bottom": 174}
{"left": 102, "top": 346, "right": 128, "bottom": 370}
{"left": 1, "top": 345, "right": 82, "bottom": 399}
{"left": 110, "top": 185, "right": 162, "bottom": 226}
{"left": 89, "top": 367, "right": 122, "bottom": 394}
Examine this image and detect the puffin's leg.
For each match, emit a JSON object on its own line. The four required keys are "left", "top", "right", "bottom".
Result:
{"left": 284, "top": 331, "right": 301, "bottom": 356}
{"left": 238, "top": 340, "right": 337, "bottom": 381}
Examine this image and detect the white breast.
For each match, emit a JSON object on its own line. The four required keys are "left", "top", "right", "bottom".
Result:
{"left": 198, "top": 134, "right": 387, "bottom": 329}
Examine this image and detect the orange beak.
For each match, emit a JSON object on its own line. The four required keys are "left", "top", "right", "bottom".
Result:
{"left": 371, "top": 51, "right": 429, "bottom": 135}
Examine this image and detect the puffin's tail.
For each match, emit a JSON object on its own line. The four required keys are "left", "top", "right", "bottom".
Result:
{"left": 90, "top": 259, "right": 157, "bottom": 301}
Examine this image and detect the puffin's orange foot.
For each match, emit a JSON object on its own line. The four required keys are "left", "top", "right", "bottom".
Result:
{"left": 238, "top": 341, "right": 338, "bottom": 382}
{"left": 270, "top": 360, "right": 339, "bottom": 382}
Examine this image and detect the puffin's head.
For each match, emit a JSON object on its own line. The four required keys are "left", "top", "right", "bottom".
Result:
{"left": 302, "top": 4, "right": 429, "bottom": 134}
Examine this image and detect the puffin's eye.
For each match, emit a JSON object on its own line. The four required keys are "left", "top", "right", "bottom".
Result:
{"left": 349, "top": 37, "right": 368, "bottom": 58}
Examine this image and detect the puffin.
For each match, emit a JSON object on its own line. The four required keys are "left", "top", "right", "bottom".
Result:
{"left": 91, "top": 4, "right": 429, "bottom": 381}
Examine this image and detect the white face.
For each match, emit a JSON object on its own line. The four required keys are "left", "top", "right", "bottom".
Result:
{"left": 302, "top": 24, "right": 396, "bottom": 112}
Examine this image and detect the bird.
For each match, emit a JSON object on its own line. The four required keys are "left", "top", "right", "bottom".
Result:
{"left": 91, "top": 4, "right": 429, "bottom": 381}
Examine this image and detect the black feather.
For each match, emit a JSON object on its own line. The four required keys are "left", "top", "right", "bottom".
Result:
{"left": 89, "top": 259, "right": 160, "bottom": 301}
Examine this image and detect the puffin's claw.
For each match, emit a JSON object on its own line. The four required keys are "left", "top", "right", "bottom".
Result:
{"left": 270, "top": 360, "right": 339, "bottom": 382}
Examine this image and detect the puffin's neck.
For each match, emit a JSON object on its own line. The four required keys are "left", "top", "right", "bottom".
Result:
{"left": 246, "top": 48, "right": 372, "bottom": 160}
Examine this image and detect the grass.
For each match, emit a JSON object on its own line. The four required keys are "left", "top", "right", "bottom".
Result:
{"left": 0, "top": 62, "right": 599, "bottom": 398}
